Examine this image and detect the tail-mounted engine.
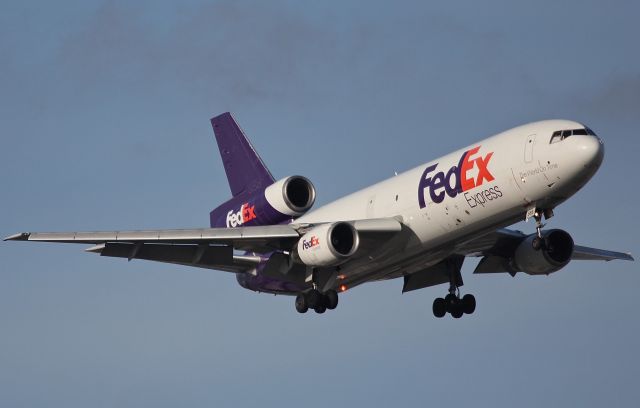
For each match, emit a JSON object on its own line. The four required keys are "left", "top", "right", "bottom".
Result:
{"left": 209, "top": 176, "right": 316, "bottom": 228}
{"left": 513, "top": 229, "right": 574, "bottom": 275}
{"left": 264, "top": 176, "right": 316, "bottom": 216}
{"left": 294, "top": 222, "right": 360, "bottom": 267}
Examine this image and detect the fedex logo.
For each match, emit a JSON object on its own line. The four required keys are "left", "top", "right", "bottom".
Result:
{"left": 226, "top": 203, "right": 257, "bottom": 227}
{"left": 418, "top": 146, "right": 495, "bottom": 208}
{"left": 302, "top": 236, "right": 320, "bottom": 250}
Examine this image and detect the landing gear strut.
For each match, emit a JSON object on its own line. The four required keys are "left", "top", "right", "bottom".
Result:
{"left": 532, "top": 208, "right": 554, "bottom": 251}
{"left": 433, "top": 271, "right": 476, "bottom": 318}
{"left": 295, "top": 289, "right": 339, "bottom": 314}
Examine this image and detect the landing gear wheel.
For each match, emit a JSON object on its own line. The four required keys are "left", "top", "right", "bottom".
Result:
{"left": 325, "top": 290, "right": 339, "bottom": 310}
{"left": 434, "top": 292, "right": 476, "bottom": 318}
{"left": 314, "top": 303, "right": 327, "bottom": 314}
{"left": 451, "top": 306, "right": 464, "bottom": 319}
{"left": 462, "top": 294, "right": 476, "bottom": 315}
{"left": 306, "top": 289, "right": 321, "bottom": 309}
{"left": 295, "top": 294, "right": 308, "bottom": 313}
{"left": 435, "top": 265, "right": 476, "bottom": 319}
{"left": 433, "top": 297, "right": 446, "bottom": 318}
{"left": 444, "top": 293, "right": 457, "bottom": 313}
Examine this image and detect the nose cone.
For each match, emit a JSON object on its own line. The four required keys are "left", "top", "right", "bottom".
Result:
{"left": 577, "top": 135, "right": 605, "bottom": 171}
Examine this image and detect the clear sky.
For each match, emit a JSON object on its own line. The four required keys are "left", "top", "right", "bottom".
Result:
{"left": 1, "top": 0, "right": 639, "bottom": 406}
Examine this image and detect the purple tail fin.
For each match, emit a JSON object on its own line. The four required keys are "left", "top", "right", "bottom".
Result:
{"left": 211, "top": 112, "right": 275, "bottom": 196}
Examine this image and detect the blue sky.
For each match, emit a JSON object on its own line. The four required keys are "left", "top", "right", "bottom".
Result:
{"left": 1, "top": 0, "right": 639, "bottom": 406}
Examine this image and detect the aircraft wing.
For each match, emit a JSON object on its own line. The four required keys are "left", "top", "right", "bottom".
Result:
{"left": 4, "top": 226, "right": 300, "bottom": 250}
{"left": 4, "top": 218, "right": 403, "bottom": 274}
{"left": 571, "top": 245, "right": 635, "bottom": 261}
{"left": 457, "top": 228, "right": 633, "bottom": 275}
{"left": 5, "top": 226, "right": 301, "bottom": 273}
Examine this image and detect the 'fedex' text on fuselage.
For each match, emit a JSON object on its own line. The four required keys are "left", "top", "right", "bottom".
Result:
{"left": 418, "top": 146, "right": 499, "bottom": 208}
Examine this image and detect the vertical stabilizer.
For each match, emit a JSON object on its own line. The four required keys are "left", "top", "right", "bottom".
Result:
{"left": 211, "top": 112, "right": 275, "bottom": 196}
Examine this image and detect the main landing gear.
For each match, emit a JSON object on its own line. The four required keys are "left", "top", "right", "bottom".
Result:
{"left": 432, "top": 288, "right": 476, "bottom": 319}
{"left": 432, "top": 261, "right": 475, "bottom": 319}
{"left": 295, "top": 289, "right": 339, "bottom": 314}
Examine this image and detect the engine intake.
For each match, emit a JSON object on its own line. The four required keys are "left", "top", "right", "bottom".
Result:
{"left": 514, "top": 229, "right": 574, "bottom": 275}
{"left": 296, "top": 222, "right": 359, "bottom": 267}
{"left": 264, "top": 176, "right": 316, "bottom": 216}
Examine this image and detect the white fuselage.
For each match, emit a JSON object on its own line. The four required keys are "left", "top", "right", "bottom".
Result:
{"left": 296, "top": 120, "right": 605, "bottom": 287}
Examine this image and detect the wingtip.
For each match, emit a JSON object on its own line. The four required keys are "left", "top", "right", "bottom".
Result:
{"left": 4, "top": 232, "right": 31, "bottom": 241}
{"left": 85, "top": 243, "right": 105, "bottom": 253}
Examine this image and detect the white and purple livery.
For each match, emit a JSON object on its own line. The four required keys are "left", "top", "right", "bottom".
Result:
{"left": 6, "top": 113, "right": 633, "bottom": 318}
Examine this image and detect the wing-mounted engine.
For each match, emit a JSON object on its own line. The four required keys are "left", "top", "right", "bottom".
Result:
{"left": 294, "top": 222, "right": 360, "bottom": 267}
{"left": 476, "top": 229, "right": 575, "bottom": 276}
{"left": 513, "top": 229, "right": 574, "bottom": 275}
{"left": 209, "top": 176, "right": 316, "bottom": 228}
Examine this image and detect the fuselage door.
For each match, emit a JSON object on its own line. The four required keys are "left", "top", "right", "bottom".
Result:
{"left": 525, "top": 134, "right": 536, "bottom": 163}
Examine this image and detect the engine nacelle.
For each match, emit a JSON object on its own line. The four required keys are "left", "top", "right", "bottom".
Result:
{"left": 209, "top": 175, "right": 316, "bottom": 228}
{"left": 295, "top": 222, "right": 359, "bottom": 267}
{"left": 513, "top": 229, "right": 574, "bottom": 275}
{"left": 264, "top": 176, "right": 316, "bottom": 217}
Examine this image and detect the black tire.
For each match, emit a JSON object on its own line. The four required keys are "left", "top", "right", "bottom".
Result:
{"left": 462, "top": 294, "right": 476, "bottom": 315}
{"left": 444, "top": 293, "right": 457, "bottom": 313}
{"left": 314, "top": 303, "right": 327, "bottom": 314}
{"left": 451, "top": 306, "right": 464, "bottom": 319}
{"left": 295, "top": 294, "right": 308, "bottom": 313}
{"left": 306, "top": 289, "right": 321, "bottom": 309}
{"left": 325, "top": 290, "right": 339, "bottom": 310}
{"left": 433, "top": 297, "right": 446, "bottom": 318}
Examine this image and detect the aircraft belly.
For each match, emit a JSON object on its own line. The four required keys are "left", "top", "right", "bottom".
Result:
{"left": 338, "top": 206, "right": 525, "bottom": 289}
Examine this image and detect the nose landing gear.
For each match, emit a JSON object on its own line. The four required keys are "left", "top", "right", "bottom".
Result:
{"left": 531, "top": 208, "right": 554, "bottom": 251}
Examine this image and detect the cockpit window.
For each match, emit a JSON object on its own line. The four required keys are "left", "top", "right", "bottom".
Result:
{"left": 549, "top": 127, "right": 593, "bottom": 144}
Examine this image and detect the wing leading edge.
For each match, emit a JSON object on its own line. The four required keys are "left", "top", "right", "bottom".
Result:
{"left": 4, "top": 225, "right": 299, "bottom": 249}
{"left": 571, "top": 245, "right": 634, "bottom": 261}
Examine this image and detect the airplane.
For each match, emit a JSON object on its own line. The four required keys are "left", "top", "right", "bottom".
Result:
{"left": 5, "top": 113, "right": 634, "bottom": 318}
